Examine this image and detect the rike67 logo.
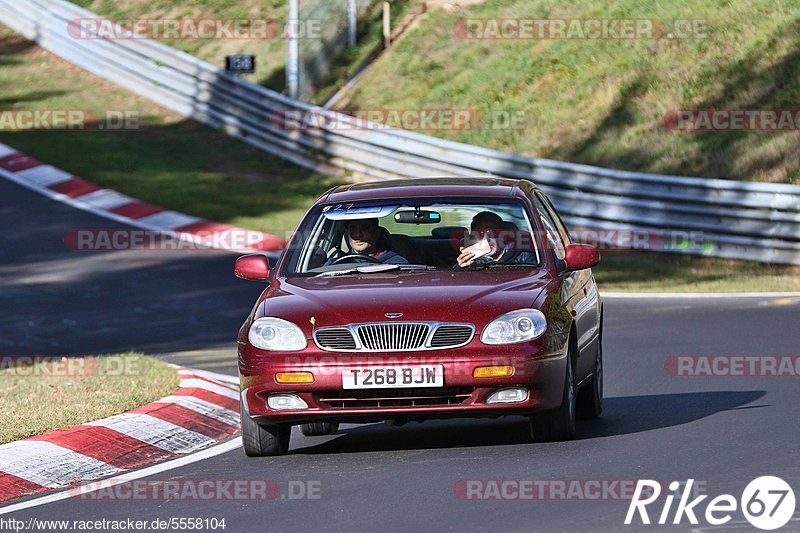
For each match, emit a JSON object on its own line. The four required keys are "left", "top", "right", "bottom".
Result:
{"left": 625, "top": 477, "right": 796, "bottom": 530}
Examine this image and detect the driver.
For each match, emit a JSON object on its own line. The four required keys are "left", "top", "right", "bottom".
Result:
{"left": 325, "top": 218, "right": 409, "bottom": 265}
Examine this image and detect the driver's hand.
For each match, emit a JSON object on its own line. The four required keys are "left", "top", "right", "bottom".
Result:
{"left": 487, "top": 236, "right": 499, "bottom": 254}
{"left": 457, "top": 247, "right": 476, "bottom": 268}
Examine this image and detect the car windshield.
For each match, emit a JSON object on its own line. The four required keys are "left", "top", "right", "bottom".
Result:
{"left": 282, "top": 199, "right": 542, "bottom": 276}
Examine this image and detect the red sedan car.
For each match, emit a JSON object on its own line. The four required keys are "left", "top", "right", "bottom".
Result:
{"left": 235, "top": 178, "right": 602, "bottom": 456}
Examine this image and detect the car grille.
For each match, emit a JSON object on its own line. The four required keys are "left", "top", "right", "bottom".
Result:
{"left": 430, "top": 325, "right": 474, "bottom": 348}
{"left": 313, "top": 328, "right": 357, "bottom": 350}
{"left": 313, "top": 322, "right": 475, "bottom": 352}
{"left": 357, "top": 323, "right": 430, "bottom": 351}
{"left": 318, "top": 387, "right": 472, "bottom": 409}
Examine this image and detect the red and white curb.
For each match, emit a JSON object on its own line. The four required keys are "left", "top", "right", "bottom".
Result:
{"left": 0, "top": 367, "right": 241, "bottom": 505}
{"left": 0, "top": 141, "right": 284, "bottom": 254}
{"left": 603, "top": 291, "right": 800, "bottom": 298}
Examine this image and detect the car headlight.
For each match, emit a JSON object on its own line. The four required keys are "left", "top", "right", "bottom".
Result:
{"left": 481, "top": 309, "right": 547, "bottom": 345}
{"left": 249, "top": 317, "right": 307, "bottom": 351}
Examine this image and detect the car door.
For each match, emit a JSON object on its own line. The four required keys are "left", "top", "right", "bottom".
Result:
{"left": 532, "top": 191, "right": 600, "bottom": 382}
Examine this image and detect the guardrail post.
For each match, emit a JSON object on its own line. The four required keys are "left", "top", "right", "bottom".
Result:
{"left": 383, "top": 1, "right": 391, "bottom": 48}
{"left": 287, "top": 0, "right": 299, "bottom": 99}
{"left": 347, "top": 0, "right": 357, "bottom": 47}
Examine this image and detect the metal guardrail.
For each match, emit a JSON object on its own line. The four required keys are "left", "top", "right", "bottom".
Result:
{"left": 2, "top": 0, "right": 800, "bottom": 264}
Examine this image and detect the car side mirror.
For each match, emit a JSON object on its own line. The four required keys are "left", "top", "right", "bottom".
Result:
{"left": 234, "top": 254, "right": 271, "bottom": 281}
{"left": 563, "top": 244, "right": 599, "bottom": 272}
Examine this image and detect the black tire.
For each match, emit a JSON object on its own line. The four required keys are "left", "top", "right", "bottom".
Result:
{"left": 577, "top": 336, "right": 603, "bottom": 419}
{"left": 529, "top": 339, "right": 577, "bottom": 442}
{"left": 300, "top": 422, "right": 340, "bottom": 436}
{"left": 240, "top": 401, "right": 291, "bottom": 457}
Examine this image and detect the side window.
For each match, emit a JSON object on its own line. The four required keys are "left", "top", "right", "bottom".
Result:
{"left": 299, "top": 215, "right": 336, "bottom": 271}
{"left": 536, "top": 192, "right": 571, "bottom": 247}
{"left": 531, "top": 193, "right": 566, "bottom": 260}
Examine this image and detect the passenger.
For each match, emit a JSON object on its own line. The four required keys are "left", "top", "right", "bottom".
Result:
{"left": 455, "top": 211, "right": 537, "bottom": 268}
{"left": 325, "top": 218, "right": 409, "bottom": 265}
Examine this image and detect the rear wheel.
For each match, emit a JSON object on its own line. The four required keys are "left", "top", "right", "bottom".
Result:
{"left": 240, "top": 401, "right": 291, "bottom": 457}
{"left": 577, "top": 337, "right": 603, "bottom": 419}
{"left": 529, "top": 340, "right": 577, "bottom": 442}
{"left": 300, "top": 422, "right": 340, "bottom": 436}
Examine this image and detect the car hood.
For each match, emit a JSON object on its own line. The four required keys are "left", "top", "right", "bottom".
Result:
{"left": 257, "top": 269, "right": 553, "bottom": 332}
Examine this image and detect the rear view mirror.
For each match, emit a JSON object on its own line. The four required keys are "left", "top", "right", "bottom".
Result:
{"left": 234, "top": 254, "right": 271, "bottom": 281}
{"left": 394, "top": 210, "right": 441, "bottom": 224}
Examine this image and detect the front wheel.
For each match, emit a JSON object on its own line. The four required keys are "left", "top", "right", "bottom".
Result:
{"left": 577, "top": 339, "right": 603, "bottom": 419}
{"left": 240, "top": 401, "right": 291, "bottom": 457}
{"left": 300, "top": 422, "right": 340, "bottom": 436}
{"left": 529, "top": 344, "right": 576, "bottom": 442}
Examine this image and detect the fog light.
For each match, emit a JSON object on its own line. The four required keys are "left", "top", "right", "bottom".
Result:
{"left": 275, "top": 372, "right": 314, "bottom": 384}
{"left": 267, "top": 393, "right": 308, "bottom": 410}
{"left": 485, "top": 387, "right": 528, "bottom": 404}
{"left": 473, "top": 366, "right": 514, "bottom": 378}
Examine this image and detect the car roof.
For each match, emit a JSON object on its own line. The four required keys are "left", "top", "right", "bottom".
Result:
{"left": 322, "top": 177, "right": 530, "bottom": 204}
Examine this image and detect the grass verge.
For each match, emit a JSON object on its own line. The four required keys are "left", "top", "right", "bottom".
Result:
{"left": 0, "top": 353, "right": 178, "bottom": 444}
{"left": 594, "top": 252, "right": 800, "bottom": 293}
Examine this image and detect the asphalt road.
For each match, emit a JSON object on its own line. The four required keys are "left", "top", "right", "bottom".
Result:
{"left": 0, "top": 179, "right": 261, "bottom": 370}
{"left": 3, "top": 178, "right": 800, "bottom": 532}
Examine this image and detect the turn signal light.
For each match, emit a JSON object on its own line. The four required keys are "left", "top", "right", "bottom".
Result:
{"left": 473, "top": 366, "right": 514, "bottom": 378}
{"left": 275, "top": 372, "right": 314, "bottom": 384}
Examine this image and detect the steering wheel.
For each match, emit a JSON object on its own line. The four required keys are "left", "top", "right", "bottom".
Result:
{"left": 331, "top": 254, "right": 382, "bottom": 265}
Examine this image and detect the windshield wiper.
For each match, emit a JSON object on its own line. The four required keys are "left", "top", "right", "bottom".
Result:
{"left": 314, "top": 264, "right": 402, "bottom": 277}
{"left": 467, "top": 262, "right": 537, "bottom": 271}
{"left": 314, "top": 263, "right": 437, "bottom": 278}
{"left": 314, "top": 268, "right": 357, "bottom": 278}
{"left": 483, "top": 262, "right": 538, "bottom": 269}
{"left": 396, "top": 264, "right": 437, "bottom": 271}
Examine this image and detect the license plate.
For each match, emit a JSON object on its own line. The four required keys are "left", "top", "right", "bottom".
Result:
{"left": 342, "top": 365, "right": 444, "bottom": 389}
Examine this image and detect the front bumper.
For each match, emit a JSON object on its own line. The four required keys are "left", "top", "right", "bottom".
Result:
{"left": 240, "top": 343, "right": 567, "bottom": 425}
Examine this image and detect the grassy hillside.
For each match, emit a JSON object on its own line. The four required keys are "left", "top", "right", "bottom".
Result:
{"left": 73, "top": 0, "right": 289, "bottom": 90}
{"left": 72, "top": 0, "right": 414, "bottom": 103}
{"left": 345, "top": 0, "right": 800, "bottom": 184}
